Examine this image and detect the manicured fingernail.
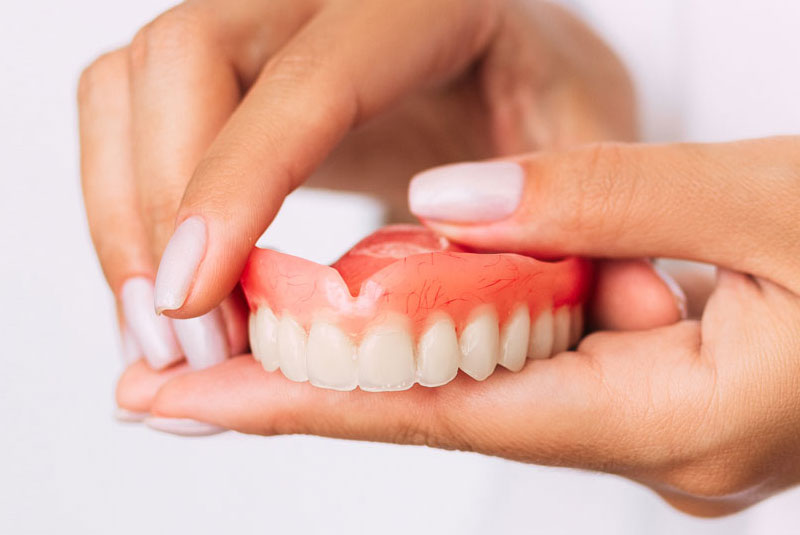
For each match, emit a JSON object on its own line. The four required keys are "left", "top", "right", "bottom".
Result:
{"left": 120, "top": 326, "right": 142, "bottom": 365}
{"left": 172, "top": 307, "right": 229, "bottom": 369}
{"left": 121, "top": 277, "right": 182, "bottom": 369}
{"left": 145, "top": 417, "right": 226, "bottom": 436}
{"left": 154, "top": 216, "right": 206, "bottom": 313}
{"left": 114, "top": 407, "right": 148, "bottom": 423}
{"left": 409, "top": 161, "right": 524, "bottom": 223}
{"left": 653, "top": 264, "right": 688, "bottom": 320}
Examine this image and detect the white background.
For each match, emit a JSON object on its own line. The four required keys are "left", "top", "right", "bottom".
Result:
{"left": 1, "top": 1, "right": 799, "bottom": 533}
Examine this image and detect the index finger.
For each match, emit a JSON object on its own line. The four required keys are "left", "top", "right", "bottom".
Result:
{"left": 153, "top": 0, "right": 500, "bottom": 318}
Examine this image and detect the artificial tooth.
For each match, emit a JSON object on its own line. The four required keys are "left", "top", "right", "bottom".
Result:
{"left": 551, "top": 307, "right": 571, "bottom": 355}
{"left": 307, "top": 322, "right": 357, "bottom": 391}
{"left": 569, "top": 305, "right": 584, "bottom": 347}
{"left": 278, "top": 315, "right": 308, "bottom": 382}
{"left": 250, "top": 307, "right": 279, "bottom": 372}
{"left": 417, "top": 314, "right": 460, "bottom": 387}
{"left": 499, "top": 305, "right": 530, "bottom": 372}
{"left": 459, "top": 306, "right": 500, "bottom": 381}
{"left": 528, "top": 308, "right": 554, "bottom": 360}
{"left": 358, "top": 315, "right": 416, "bottom": 392}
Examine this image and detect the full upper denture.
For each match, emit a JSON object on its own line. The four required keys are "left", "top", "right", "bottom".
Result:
{"left": 241, "top": 225, "right": 592, "bottom": 392}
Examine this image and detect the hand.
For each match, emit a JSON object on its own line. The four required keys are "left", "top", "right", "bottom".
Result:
{"left": 78, "top": 0, "right": 635, "bottom": 370}
{"left": 117, "top": 137, "right": 800, "bottom": 518}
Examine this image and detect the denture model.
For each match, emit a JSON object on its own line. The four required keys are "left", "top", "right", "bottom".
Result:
{"left": 241, "top": 225, "right": 591, "bottom": 392}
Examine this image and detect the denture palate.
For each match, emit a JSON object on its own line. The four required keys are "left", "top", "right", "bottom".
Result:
{"left": 241, "top": 225, "right": 592, "bottom": 392}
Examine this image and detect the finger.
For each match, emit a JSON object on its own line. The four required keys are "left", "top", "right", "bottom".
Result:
{"left": 116, "top": 360, "right": 190, "bottom": 414}
{"left": 149, "top": 321, "right": 701, "bottom": 470}
{"left": 78, "top": 48, "right": 182, "bottom": 369}
{"left": 127, "top": 6, "right": 246, "bottom": 368}
{"left": 154, "top": 0, "right": 500, "bottom": 318}
{"left": 409, "top": 137, "right": 800, "bottom": 292}
{"left": 590, "top": 259, "right": 686, "bottom": 331}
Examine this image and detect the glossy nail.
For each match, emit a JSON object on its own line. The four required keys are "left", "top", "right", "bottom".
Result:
{"left": 154, "top": 216, "right": 206, "bottom": 313}
{"left": 114, "top": 407, "right": 148, "bottom": 423}
{"left": 653, "top": 264, "right": 688, "bottom": 320}
{"left": 409, "top": 161, "right": 524, "bottom": 223}
{"left": 121, "top": 277, "right": 182, "bottom": 369}
{"left": 145, "top": 417, "right": 226, "bottom": 436}
{"left": 120, "top": 326, "right": 141, "bottom": 366}
{"left": 172, "top": 308, "right": 230, "bottom": 369}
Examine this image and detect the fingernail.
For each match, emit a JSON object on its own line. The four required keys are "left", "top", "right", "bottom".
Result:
{"left": 409, "top": 161, "right": 524, "bottom": 223}
{"left": 154, "top": 216, "right": 207, "bottom": 313}
{"left": 145, "top": 417, "right": 226, "bottom": 437}
{"left": 121, "top": 277, "right": 182, "bottom": 369}
{"left": 114, "top": 407, "right": 148, "bottom": 423}
{"left": 653, "top": 264, "right": 688, "bottom": 320}
{"left": 172, "top": 307, "right": 230, "bottom": 369}
{"left": 120, "top": 326, "right": 142, "bottom": 366}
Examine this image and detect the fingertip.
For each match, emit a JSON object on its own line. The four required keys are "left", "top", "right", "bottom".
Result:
{"left": 590, "top": 259, "right": 684, "bottom": 331}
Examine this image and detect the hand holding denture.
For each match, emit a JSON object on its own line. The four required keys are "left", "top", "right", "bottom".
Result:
{"left": 119, "top": 137, "right": 800, "bottom": 517}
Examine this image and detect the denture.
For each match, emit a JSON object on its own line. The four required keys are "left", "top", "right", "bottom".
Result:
{"left": 241, "top": 225, "right": 592, "bottom": 392}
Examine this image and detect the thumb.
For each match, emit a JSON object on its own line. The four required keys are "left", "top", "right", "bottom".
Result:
{"left": 409, "top": 138, "right": 800, "bottom": 292}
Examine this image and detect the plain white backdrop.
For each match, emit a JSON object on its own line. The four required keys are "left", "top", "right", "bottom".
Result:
{"left": 1, "top": 1, "right": 798, "bottom": 533}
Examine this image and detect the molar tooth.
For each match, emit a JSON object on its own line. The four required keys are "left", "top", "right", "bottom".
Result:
{"left": 278, "top": 315, "right": 308, "bottom": 382}
{"left": 307, "top": 322, "right": 357, "bottom": 391}
{"left": 417, "top": 314, "right": 459, "bottom": 387}
{"left": 459, "top": 305, "right": 500, "bottom": 381}
{"left": 358, "top": 315, "right": 416, "bottom": 392}
{"left": 551, "top": 307, "right": 571, "bottom": 355}
{"left": 569, "top": 305, "right": 584, "bottom": 347}
{"left": 250, "top": 307, "right": 279, "bottom": 371}
{"left": 499, "top": 305, "right": 530, "bottom": 372}
{"left": 528, "top": 308, "right": 554, "bottom": 360}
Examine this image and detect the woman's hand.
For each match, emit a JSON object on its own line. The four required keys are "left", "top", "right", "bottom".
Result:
{"left": 118, "top": 136, "right": 800, "bottom": 517}
{"left": 78, "top": 0, "right": 634, "bottom": 370}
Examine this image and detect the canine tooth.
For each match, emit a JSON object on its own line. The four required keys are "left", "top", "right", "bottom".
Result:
{"left": 250, "top": 307, "right": 280, "bottom": 371}
{"left": 569, "top": 305, "right": 584, "bottom": 347}
{"left": 307, "top": 322, "right": 357, "bottom": 391}
{"left": 417, "top": 314, "right": 459, "bottom": 387}
{"left": 499, "top": 305, "right": 530, "bottom": 372}
{"left": 459, "top": 306, "right": 499, "bottom": 381}
{"left": 551, "top": 307, "right": 571, "bottom": 355}
{"left": 358, "top": 316, "right": 416, "bottom": 392}
{"left": 528, "top": 308, "right": 554, "bottom": 359}
{"left": 278, "top": 315, "right": 308, "bottom": 382}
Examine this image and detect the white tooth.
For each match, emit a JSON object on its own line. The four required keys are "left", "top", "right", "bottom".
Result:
{"left": 307, "top": 322, "right": 357, "bottom": 391}
{"left": 278, "top": 315, "right": 308, "bottom": 382}
{"left": 459, "top": 306, "right": 499, "bottom": 381}
{"left": 250, "top": 307, "right": 279, "bottom": 371}
{"left": 528, "top": 308, "right": 554, "bottom": 360}
{"left": 499, "top": 305, "right": 530, "bottom": 372}
{"left": 417, "top": 314, "right": 459, "bottom": 387}
{"left": 569, "top": 304, "right": 584, "bottom": 347}
{"left": 358, "top": 315, "right": 416, "bottom": 392}
{"left": 551, "top": 307, "right": 571, "bottom": 355}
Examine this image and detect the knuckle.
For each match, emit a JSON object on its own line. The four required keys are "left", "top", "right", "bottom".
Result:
{"left": 129, "top": 7, "right": 210, "bottom": 71}
{"left": 77, "top": 49, "right": 127, "bottom": 104}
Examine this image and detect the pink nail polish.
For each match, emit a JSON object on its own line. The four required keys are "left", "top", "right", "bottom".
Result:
{"left": 409, "top": 162, "right": 524, "bottom": 223}
{"left": 653, "top": 264, "right": 688, "bottom": 320}
{"left": 154, "top": 216, "right": 207, "bottom": 313}
{"left": 120, "top": 326, "right": 142, "bottom": 366}
{"left": 121, "top": 277, "right": 182, "bottom": 369}
{"left": 172, "top": 308, "right": 230, "bottom": 369}
{"left": 145, "top": 417, "right": 226, "bottom": 436}
{"left": 114, "top": 407, "right": 148, "bottom": 423}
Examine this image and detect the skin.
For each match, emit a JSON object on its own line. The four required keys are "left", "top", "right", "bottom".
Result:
{"left": 119, "top": 138, "right": 800, "bottom": 520}
{"left": 78, "top": 0, "right": 800, "bottom": 519}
